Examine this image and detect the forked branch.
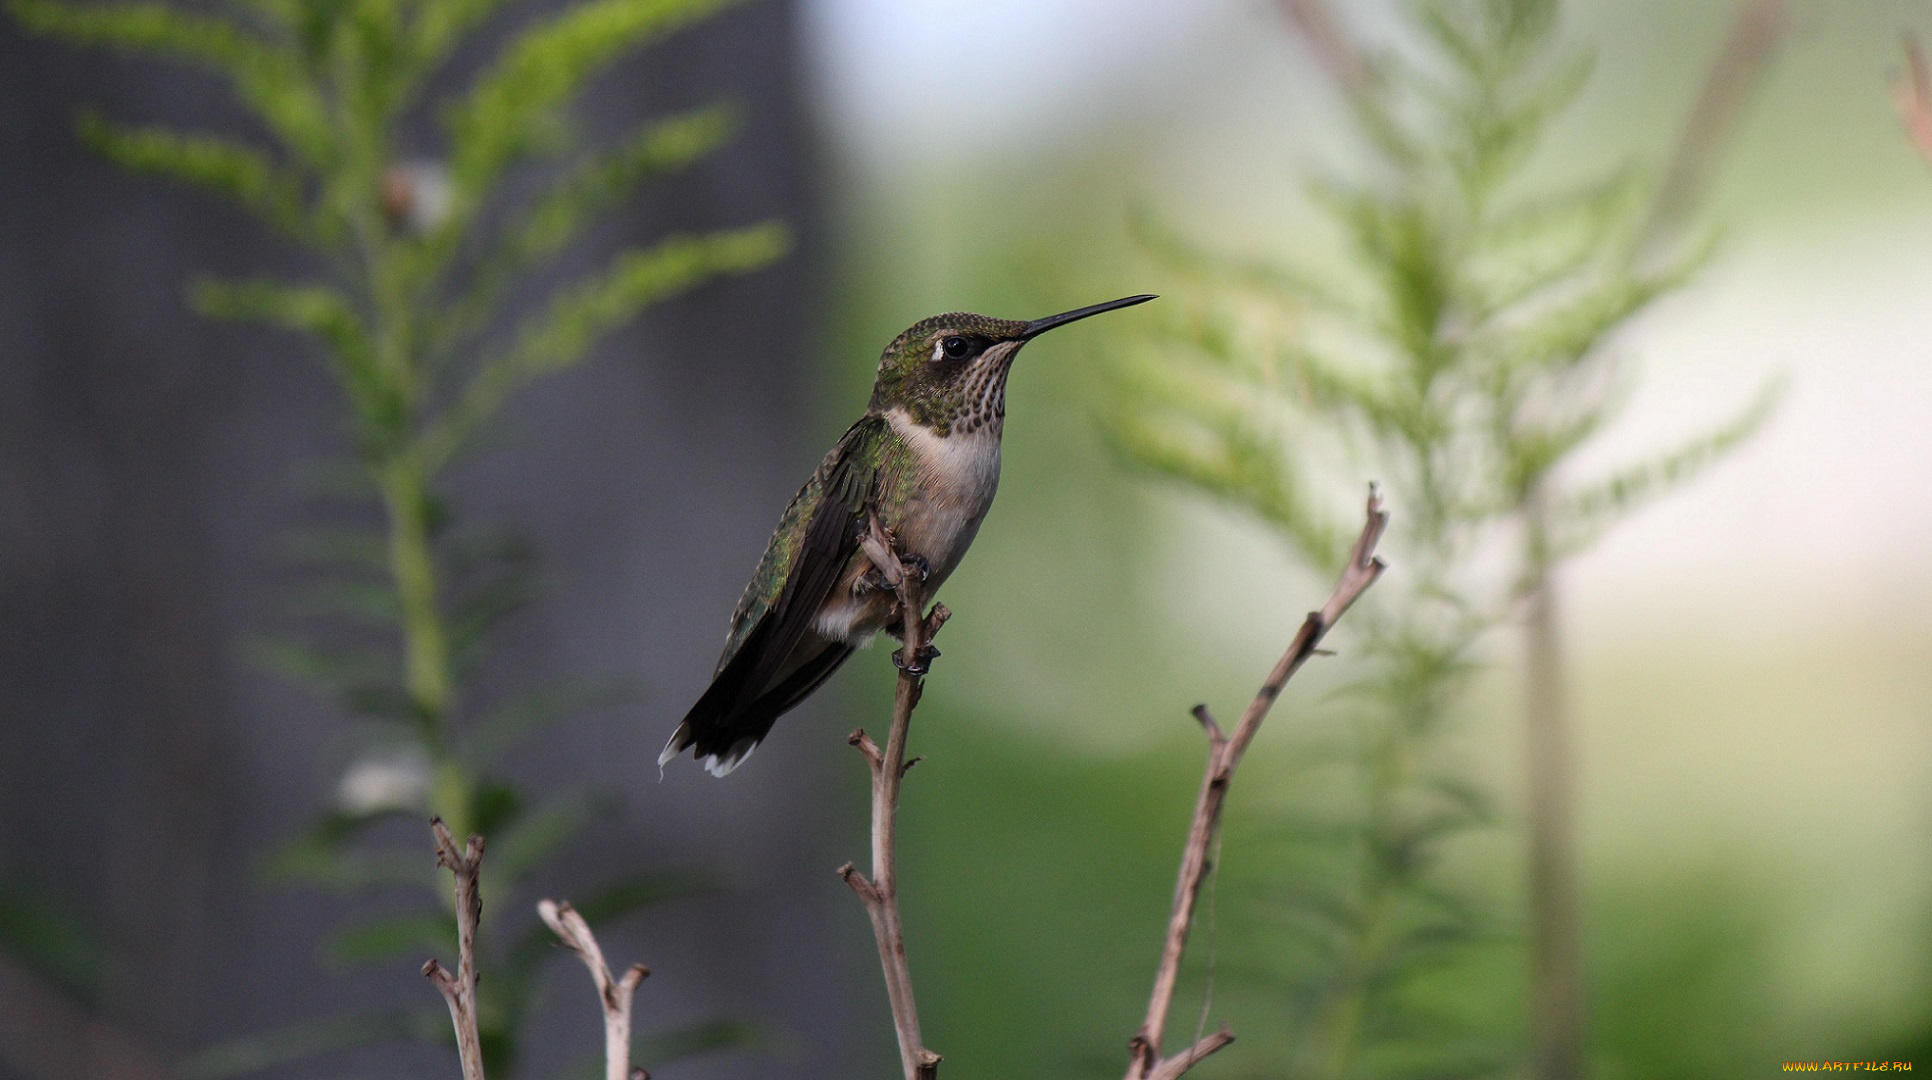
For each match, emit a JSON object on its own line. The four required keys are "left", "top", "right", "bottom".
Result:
{"left": 1125, "top": 488, "right": 1390, "bottom": 1080}
{"left": 539, "top": 899, "right": 651, "bottom": 1080}
{"left": 423, "top": 823, "right": 659, "bottom": 1080}
{"left": 839, "top": 515, "right": 947, "bottom": 1080}
{"left": 424, "top": 818, "right": 487, "bottom": 1080}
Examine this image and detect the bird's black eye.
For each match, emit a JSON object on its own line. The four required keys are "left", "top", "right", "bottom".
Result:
{"left": 942, "top": 336, "right": 972, "bottom": 360}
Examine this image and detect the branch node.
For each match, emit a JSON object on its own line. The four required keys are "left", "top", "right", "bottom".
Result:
{"left": 900, "top": 755, "right": 924, "bottom": 778}
{"left": 1189, "top": 704, "right": 1223, "bottom": 742}
{"left": 423, "top": 959, "right": 454, "bottom": 990}
{"left": 837, "top": 861, "right": 880, "bottom": 904}
{"left": 1151, "top": 1028, "right": 1237, "bottom": 1080}
{"left": 848, "top": 729, "right": 884, "bottom": 769}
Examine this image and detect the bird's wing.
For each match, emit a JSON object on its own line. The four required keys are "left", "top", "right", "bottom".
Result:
{"left": 710, "top": 414, "right": 888, "bottom": 693}
{"left": 661, "top": 417, "right": 897, "bottom": 775}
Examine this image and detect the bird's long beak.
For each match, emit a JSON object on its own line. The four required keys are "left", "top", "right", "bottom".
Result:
{"left": 1020, "top": 294, "right": 1157, "bottom": 340}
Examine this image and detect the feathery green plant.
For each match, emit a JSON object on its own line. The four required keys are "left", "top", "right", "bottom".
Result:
{"left": 1111, "top": 1, "right": 1772, "bottom": 1076}
{"left": 11, "top": 0, "right": 786, "bottom": 1074}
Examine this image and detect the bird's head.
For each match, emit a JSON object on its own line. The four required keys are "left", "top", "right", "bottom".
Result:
{"left": 867, "top": 294, "right": 1156, "bottom": 435}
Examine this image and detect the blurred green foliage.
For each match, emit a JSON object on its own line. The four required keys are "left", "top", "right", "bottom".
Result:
{"left": 10, "top": 0, "right": 785, "bottom": 1074}
{"left": 814, "top": 3, "right": 1932, "bottom": 1079}
{"left": 1588, "top": 870, "right": 1780, "bottom": 1080}
{"left": 0, "top": 873, "right": 105, "bottom": 1004}
{"left": 1108, "top": 0, "right": 1774, "bottom": 1076}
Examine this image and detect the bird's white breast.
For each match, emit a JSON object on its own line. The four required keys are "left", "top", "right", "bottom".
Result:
{"left": 889, "top": 409, "right": 1001, "bottom": 502}
{"left": 809, "top": 410, "right": 1003, "bottom": 644}
{"left": 885, "top": 408, "right": 1002, "bottom": 578}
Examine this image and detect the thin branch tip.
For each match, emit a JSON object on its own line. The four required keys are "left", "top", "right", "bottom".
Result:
{"left": 1189, "top": 704, "right": 1225, "bottom": 741}
{"left": 539, "top": 893, "right": 652, "bottom": 1080}
{"left": 848, "top": 728, "right": 884, "bottom": 770}
{"left": 837, "top": 860, "right": 880, "bottom": 903}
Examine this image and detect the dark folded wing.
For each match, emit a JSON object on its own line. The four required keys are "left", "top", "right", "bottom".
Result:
{"left": 697, "top": 415, "right": 886, "bottom": 717}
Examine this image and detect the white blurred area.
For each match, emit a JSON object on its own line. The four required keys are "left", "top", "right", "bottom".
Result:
{"left": 805, "top": 0, "right": 1932, "bottom": 1007}
{"left": 803, "top": 0, "right": 1225, "bottom": 170}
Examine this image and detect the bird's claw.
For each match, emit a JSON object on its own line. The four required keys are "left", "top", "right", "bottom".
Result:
{"left": 891, "top": 643, "right": 941, "bottom": 676}
{"left": 899, "top": 553, "right": 931, "bottom": 582}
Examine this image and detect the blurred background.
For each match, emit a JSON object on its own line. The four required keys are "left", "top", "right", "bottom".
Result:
{"left": 1, "top": 1, "right": 1929, "bottom": 1079}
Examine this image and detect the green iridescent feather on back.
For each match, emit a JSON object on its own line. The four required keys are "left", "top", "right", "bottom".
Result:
{"left": 717, "top": 414, "right": 901, "bottom": 669}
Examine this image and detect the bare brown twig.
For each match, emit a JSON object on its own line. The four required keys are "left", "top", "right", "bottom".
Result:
{"left": 425, "top": 818, "right": 487, "bottom": 1080}
{"left": 421, "top": 821, "right": 658, "bottom": 1080}
{"left": 1124, "top": 489, "right": 1389, "bottom": 1080}
{"left": 1278, "top": 0, "right": 1376, "bottom": 99}
{"left": 840, "top": 516, "right": 946, "bottom": 1080}
{"left": 1647, "top": 0, "right": 1786, "bottom": 244}
{"left": 1896, "top": 34, "right": 1932, "bottom": 166}
{"left": 538, "top": 899, "right": 651, "bottom": 1080}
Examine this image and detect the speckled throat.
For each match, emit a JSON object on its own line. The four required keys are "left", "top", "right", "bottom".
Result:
{"left": 904, "top": 338, "right": 1022, "bottom": 438}
{"left": 949, "top": 340, "right": 1018, "bottom": 437}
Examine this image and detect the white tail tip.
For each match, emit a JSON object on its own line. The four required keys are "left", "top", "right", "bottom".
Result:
{"left": 700, "top": 737, "right": 758, "bottom": 778}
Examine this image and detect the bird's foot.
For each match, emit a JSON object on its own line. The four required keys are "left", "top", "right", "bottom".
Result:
{"left": 891, "top": 643, "right": 941, "bottom": 676}
{"left": 899, "top": 553, "right": 931, "bottom": 583}
{"left": 859, "top": 517, "right": 907, "bottom": 589}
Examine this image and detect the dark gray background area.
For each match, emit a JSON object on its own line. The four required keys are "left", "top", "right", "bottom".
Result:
{"left": 0, "top": 2, "right": 883, "bottom": 1076}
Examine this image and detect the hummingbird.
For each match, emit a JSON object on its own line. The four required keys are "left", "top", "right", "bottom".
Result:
{"left": 660, "top": 294, "right": 1157, "bottom": 776}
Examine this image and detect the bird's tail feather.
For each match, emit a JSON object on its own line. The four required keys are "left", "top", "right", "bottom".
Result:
{"left": 657, "top": 718, "right": 759, "bottom": 777}
{"left": 660, "top": 642, "right": 855, "bottom": 778}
